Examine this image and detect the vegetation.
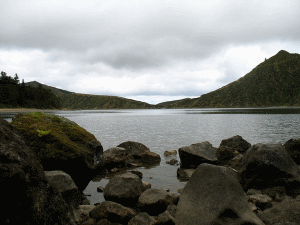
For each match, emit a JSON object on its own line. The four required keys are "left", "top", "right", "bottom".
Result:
{"left": 11, "top": 112, "right": 96, "bottom": 160}
{"left": 0, "top": 72, "right": 61, "bottom": 109}
{"left": 59, "top": 93, "right": 154, "bottom": 109}
{"left": 158, "top": 50, "right": 300, "bottom": 108}
{"left": 26, "top": 81, "right": 155, "bottom": 109}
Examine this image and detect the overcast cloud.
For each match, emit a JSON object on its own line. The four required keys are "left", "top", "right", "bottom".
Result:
{"left": 1, "top": 0, "right": 300, "bottom": 104}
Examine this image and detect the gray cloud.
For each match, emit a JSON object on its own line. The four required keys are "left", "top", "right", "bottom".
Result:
{"left": 1, "top": 0, "right": 300, "bottom": 103}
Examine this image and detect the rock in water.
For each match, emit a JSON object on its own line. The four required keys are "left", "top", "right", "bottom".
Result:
{"left": 11, "top": 112, "right": 104, "bottom": 191}
{"left": 239, "top": 143, "right": 300, "bottom": 196}
{"left": 102, "top": 147, "right": 133, "bottom": 170}
{"left": 175, "top": 164, "right": 264, "bottom": 225}
{"left": 104, "top": 172, "right": 145, "bottom": 206}
{"left": 117, "top": 141, "right": 161, "bottom": 164}
{"left": 0, "top": 117, "right": 77, "bottom": 224}
{"left": 178, "top": 141, "right": 217, "bottom": 169}
{"left": 164, "top": 150, "right": 177, "bottom": 156}
{"left": 118, "top": 141, "right": 151, "bottom": 158}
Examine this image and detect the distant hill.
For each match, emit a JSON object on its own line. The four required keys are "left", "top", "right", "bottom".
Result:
{"left": 0, "top": 74, "right": 61, "bottom": 109}
{"left": 26, "top": 81, "right": 155, "bottom": 109}
{"left": 25, "top": 81, "right": 73, "bottom": 96}
{"left": 157, "top": 50, "right": 300, "bottom": 108}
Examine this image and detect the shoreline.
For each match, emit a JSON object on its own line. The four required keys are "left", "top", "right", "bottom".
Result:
{"left": 0, "top": 108, "right": 62, "bottom": 113}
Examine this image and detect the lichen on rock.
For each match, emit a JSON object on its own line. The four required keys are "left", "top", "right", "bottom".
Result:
{"left": 11, "top": 112, "right": 104, "bottom": 191}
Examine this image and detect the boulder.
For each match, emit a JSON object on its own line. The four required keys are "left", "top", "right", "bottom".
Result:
{"left": 76, "top": 205, "right": 95, "bottom": 223}
{"left": 176, "top": 168, "right": 195, "bottom": 181}
{"left": 168, "top": 193, "right": 180, "bottom": 205}
{"left": 166, "top": 204, "right": 177, "bottom": 218}
{"left": 178, "top": 141, "right": 217, "bottom": 169}
{"left": 117, "top": 141, "right": 161, "bottom": 164}
{"left": 130, "top": 170, "right": 143, "bottom": 178}
{"left": 104, "top": 172, "right": 145, "bottom": 206}
{"left": 166, "top": 159, "right": 178, "bottom": 165}
{"left": 138, "top": 188, "right": 173, "bottom": 216}
{"left": 11, "top": 112, "right": 104, "bottom": 191}
{"left": 284, "top": 138, "right": 300, "bottom": 164}
{"left": 175, "top": 164, "right": 264, "bottom": 225}
{"left": 247, "top": 194, "right": 273, "bottom": 210}
{"left": 163, "top": 150, "right": 177, "bottom": 157}
{"left": 257, "top": 197, "right": 300, "bottom": 224}
{"left": 89, "top": 201, "right": 135, "bottom": 224}
{"left": 226, "top": 153, "right": 244, "bottom": 170}
{"left": 81, "top": 192, "right": 91, "bottom": 205}
{"left": 102, "top": 147, "right": 133, "bottom": 171}
{"left": 157, "top": 211, "right": 175, "bottom": 225}
{"left": 239, "top": 143, "right": 300, "bottom": 196}
{"left": 97, "top": 219, "right": 111, "bottom": 225}
{"left": 246, "top": 189, "right": 262, "bottom": 196}
{"left": 45, "top": 170, "right": 82, "bottom": 208}
{"left": 81, "top": 218, "right": 97, "bottom": 225}
{"left": 0, "top": 117, "right": 77, "bottom": 224}
{"left": 128, "top": 212, "right": 157, "bottom": 225}
{"left": 216, "top": 135, "right": 251, "bottom": 164}
{"left": 143, "top": 181, "right": 152, "bottom": 190}
{"left": 97, "top": 186, "right": 105, "bottom": 192}
{"left": 140, "top": 151, "right": 161, "bottom": 164}
{"left": 117, "top": 141, "right": 151, "bottom": 159}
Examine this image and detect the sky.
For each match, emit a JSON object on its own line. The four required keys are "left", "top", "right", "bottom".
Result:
{"left": 1, "top": 1, "right": 300, "bottom": 104}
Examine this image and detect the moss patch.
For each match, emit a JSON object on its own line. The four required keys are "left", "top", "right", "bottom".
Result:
{"left": 11, "top": 112, "right": 97, "bottom": 161}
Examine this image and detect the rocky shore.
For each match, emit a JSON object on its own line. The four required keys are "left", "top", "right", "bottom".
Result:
{"left": 1, "top": 113, "right": 300, "bottom": 224}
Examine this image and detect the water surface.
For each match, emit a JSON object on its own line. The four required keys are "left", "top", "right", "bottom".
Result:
{"left": 2, "top": 107, "right": 300, "bottom": 205}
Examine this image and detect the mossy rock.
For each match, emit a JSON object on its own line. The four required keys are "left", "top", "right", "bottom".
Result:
{"left": 11, "top": 112, "right": 104, "bottom": 190}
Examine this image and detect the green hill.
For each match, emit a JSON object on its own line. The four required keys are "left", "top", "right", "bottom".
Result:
{"left": 59, "top": 93, "right": 154, "bottom": 109}
{"left": 25, "top": 81, "right": 73, "bottom": 96}
{"left": 158, "top": 50, "right": 300, "bottom": 108}
{"left": 0, "top": 73, "right": 61, "bottom": 109}
{"left": 26, "top": 82, "right": 155, "bottom": 109}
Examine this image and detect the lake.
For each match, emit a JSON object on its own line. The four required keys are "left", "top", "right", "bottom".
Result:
{"left": 2, "top": 107, "right": 300, "bottom": 205}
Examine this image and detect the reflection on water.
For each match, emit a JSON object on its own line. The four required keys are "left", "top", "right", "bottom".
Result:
{"left": 1, "top": 107, "right": 300, "bottom": 205}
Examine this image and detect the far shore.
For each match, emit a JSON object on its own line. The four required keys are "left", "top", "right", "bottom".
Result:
{"left": 0, "top": 108, "right": 63, "bottom": 113}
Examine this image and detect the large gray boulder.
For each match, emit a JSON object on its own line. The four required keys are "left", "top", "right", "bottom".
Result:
{"left": 178, "top": 141, "right": 217, "bottom": 169}
{"left": 216, "top": 135, "right": 251, "bottom": 164}
{"left": 118, "top": 141, "right": 161, "bottom": 164}
{"left": 138, "top": 188, "right": 173, "bottom": 216}
{"left": 0, "top": 117, "right": 77, "bottom": 224}
{"left": 239, "top": 143, "right": 300, "bottom": 196}
{"left": 175, "top": 164, "right": 264, "bottom": 225}
{"left": 89, "top": 201, "right": 135, "bottom": 224}
{"left": 102, "top": 147, "right": 134, "bottom": 171}
{"left": 104, "top": 172, "right": 145, "bottom": 206}
{"left": 45, "top": 170, "right": 82, "bottom": 208}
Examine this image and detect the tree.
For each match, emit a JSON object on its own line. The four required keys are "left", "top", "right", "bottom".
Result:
{"left": 14, "top": 73, "right": 19, "bottom": 84}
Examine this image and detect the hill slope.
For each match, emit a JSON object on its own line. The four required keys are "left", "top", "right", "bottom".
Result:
{"left": 158, "top": 50, "right": 300, "bottom": 108}
{"left": 26, "top": 82, "right": 154, "bottom": 109}
{"left": 26, "top": 81, "right": 73, "bottom": 96}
